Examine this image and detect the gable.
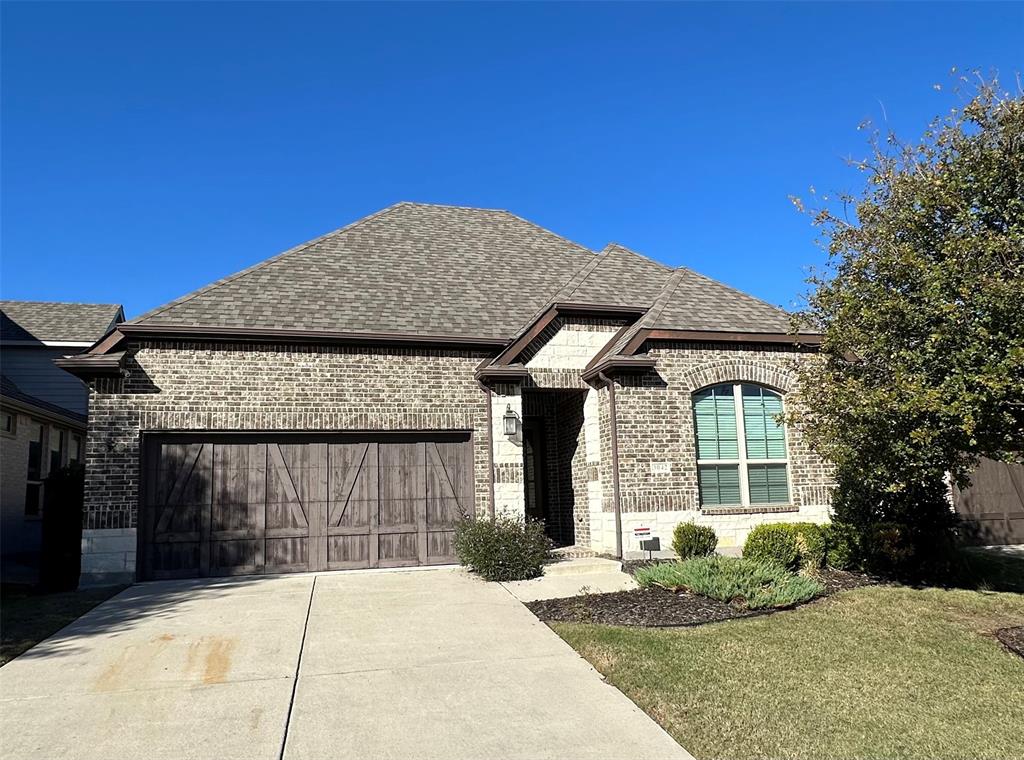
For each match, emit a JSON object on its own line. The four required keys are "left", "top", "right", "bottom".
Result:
{"left": 522, "top": 316, "right": 630, "bottom": 371}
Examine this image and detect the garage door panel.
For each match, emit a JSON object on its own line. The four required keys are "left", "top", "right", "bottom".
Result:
{"left": 954, "top": 457, "right": 1024, "bottom": 545}
{"left": 265, "top": 537, "right": 309, "bottom": 573}
{"left": 430, "top": 441, "right": 474, "bottom": 502}
{"left": 147, "top": 541, "right": 202, "bottom": 580}
{"left": 327, "top": 534, "right": 371, "bottom": 570}
{"left": 379, "top": 533, "right": 420, "bottom": 566}
{"left": 153, "top": 444, "right": 211, "bottom": 536}
{"left": 267, "top": 445, "right": 310, "bottom": 530}
{"left": 211, "top": 539, "right": 261, "bottom": 576}
{"left": 379, "top": 443, "right": 425, "bottom": 529}
{"left": 328, "top": 443, "right": 376, "bottom": 529}
{"left": 142, "top": 433, "right": 472, "bottom": 580}
{"left": 426, "top": 531, "right": 456, "bottom": 563}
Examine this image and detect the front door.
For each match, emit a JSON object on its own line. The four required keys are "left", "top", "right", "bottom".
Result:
{"left": 522, "top": 419, "right": 547, "bottom": 524}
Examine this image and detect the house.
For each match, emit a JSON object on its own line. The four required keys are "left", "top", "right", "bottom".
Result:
{"left": 57, "top": 203, "right": 833, "bottom": 586}
{"left": 1, "top": 301, "right": 124, "bottom": 579}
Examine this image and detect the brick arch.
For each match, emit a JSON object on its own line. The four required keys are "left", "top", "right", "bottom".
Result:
{"left": 679, "top": 360, "right": 797, "bottom": 395}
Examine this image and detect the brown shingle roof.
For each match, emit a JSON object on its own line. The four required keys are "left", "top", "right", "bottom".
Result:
{"left": 130, "top": 203, "right": 594, "bottom": 340}
{"left": 0, "top": 301, "right": 124, "bottom": 343}
{"left": 653, "top": 267, "right": 793, "bottom": 333}
{"left": 127, "top": 202, "right": 799, "bottom": 341}
{"left": 562, "top": 244, "right": 671, "bottom": 308}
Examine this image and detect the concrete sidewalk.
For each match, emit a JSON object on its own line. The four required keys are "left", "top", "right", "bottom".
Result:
{"left": 0, "top": 567, "right": 692, "bottom": 760}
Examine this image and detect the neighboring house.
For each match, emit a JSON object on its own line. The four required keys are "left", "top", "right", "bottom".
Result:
{"left": 1, "top": 301, "right": 124, "bottom": 578}
{"left": 58, "top": 203, "right": 833, "bottom": 586}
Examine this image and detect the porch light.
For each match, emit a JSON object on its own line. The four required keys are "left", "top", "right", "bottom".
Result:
{"left": 503, "top": 405, "right": 519, "bottom": 437}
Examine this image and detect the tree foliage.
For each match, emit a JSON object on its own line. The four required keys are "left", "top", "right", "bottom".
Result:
{"left": 790, "top": 73, "right": 1024, "bottom": 546}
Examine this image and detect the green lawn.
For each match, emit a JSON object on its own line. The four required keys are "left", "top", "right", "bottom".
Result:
{"left": 554, "top": 585, "right": 1024, "bottom": 760}
{"left": 1, "top": 584, "right": 125, "bottom": 666}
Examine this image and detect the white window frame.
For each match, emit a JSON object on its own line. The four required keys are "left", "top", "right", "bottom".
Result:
{"left": 695, "top": 383, "right": 791, "bottom": 507}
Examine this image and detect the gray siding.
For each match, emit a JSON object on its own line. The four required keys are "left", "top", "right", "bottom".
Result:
{"left": 0, "top": 412, "right": 41, "bottom": 559}
{"left": 2, "top": 346, "right": 90, "bottom": 415}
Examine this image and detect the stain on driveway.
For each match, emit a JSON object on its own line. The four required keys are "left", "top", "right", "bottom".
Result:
{"left": 0, "top": 569, "right": 692, "bottom": 760}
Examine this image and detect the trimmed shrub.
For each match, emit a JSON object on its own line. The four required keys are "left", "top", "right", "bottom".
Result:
{"left": 744, "top": 522, "right": 826, "bottom": 572}
{"left": 743, "top": 524, "right": 799, "bottom": 569}
{"left": 634, "top": 556, "right": 824, "bottom": 610}
{"left": 822, "top": 522, "right": 860, "bottom": 570}
{"left": 672, "top": 522, "right": 718, "bottom": 560}
{"left": 453, "top": 516, "right": 553, "bottom": 582}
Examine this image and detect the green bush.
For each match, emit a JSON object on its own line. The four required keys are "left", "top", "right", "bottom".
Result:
{"left": 865, "top": 522, "right": 915, "bottom": 576}
{"left": 822, "top": 522, "right": 860, "bottom": 570}
{"left": 453, "top": 516, "right": 553, "bottom": 582}
{"left": 671, "top": 522, "right": 718, "bottom": 560}
{"left": 744, "top": 522, "right": 827, "bottom": 572}
{"left": 634, "top": 556, "right": 824, "bottom": 610}
{"left": 793, "top": 523, "right": 827, "bottom": 569}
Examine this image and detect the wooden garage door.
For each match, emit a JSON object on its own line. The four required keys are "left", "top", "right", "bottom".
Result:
{"left": 953, "top": 457, "right": 1024, "bottom": 546}
{"left": 140, "top": 434, "right": 474, "bottom": 580}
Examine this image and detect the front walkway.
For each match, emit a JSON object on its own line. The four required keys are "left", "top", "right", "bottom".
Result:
{"left": 0, "top": 567, "right": 692, "bottom": 760}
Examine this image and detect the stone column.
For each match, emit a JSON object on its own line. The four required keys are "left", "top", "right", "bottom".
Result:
{"left": 490, "top": 383, "right": 526, "bottom": 519}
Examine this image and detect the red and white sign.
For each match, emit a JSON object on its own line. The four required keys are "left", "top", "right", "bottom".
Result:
{"left": 633, "top": 526, "right": 651, "bottom": 539}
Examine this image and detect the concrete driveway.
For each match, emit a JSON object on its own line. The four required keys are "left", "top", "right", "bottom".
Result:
{"left": 0, "top": 568, "right": 692, "bottom": 760}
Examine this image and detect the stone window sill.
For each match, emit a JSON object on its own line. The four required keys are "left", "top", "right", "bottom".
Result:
{"left": 701, "top": 505, "right": 799, "bottom": 516}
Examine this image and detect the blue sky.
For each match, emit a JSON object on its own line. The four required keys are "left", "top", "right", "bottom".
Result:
{"left": 2, "top": 2, "right": 1020, "bottom": 319}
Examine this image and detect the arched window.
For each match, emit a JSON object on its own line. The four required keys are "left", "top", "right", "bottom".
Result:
{"left": 692, "top": 383, "right": 790, "bottom": 506}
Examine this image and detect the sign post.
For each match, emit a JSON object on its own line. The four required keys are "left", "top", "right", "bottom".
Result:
{"left": 633, "top": 527, "right": 659, "bottom": 559}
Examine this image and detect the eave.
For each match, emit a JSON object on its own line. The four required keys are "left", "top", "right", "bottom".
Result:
{"left": 621, "top": 328, "right": 822, "bottom": 355}
{"left": 109, "top": 324, "right": 510, "bottom": 350}
{"left": 581, "top": 356, "right": 657, "bottom": 384}
{"left": 53, "top": 351, "right": 128, "bottom": 380}
{"left": 492, "top": 302, "right": 647, "bottom": 367}
{"left": 474, "top": 363, "right": 531, "bottom": 382}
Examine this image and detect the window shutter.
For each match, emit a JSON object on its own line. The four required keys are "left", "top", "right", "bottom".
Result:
{"left": 698, "top": 464, "right": 741, "bottom": 505}
{"left": 742, "top": 385, "right": 786, "bottom": 459}
{"left": 694, "top": 386, "right": 738, "bottom": 459}
{"left": 747, "top": 464, "right": 790, "bottom": 504}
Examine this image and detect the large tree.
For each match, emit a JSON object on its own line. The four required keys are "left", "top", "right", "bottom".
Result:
{"left": 790, "top": 74, "right": 1023, "bottom": 562}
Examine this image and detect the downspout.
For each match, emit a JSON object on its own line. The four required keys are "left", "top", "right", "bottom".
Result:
{"left": 477, "top": 380, "right": 496, "bottom": 520}
{"left": 597, "top": 371, "right": 624, "bottom": 560}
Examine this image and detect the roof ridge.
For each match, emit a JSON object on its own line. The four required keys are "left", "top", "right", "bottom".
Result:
{"left": 398, "top": 202, "right": 596, "bottom": 258}
{"left": 0, "top": 300, "right": 122, "bottom": 308}
{"left": 556, "top": 248, "right": 607, "bottom": 302}
{"left": 396, "top": 200, "right": 508, "bottom": 213}
{"left": 601, "top": 242, "right": 673, "bottom": 272}
{"left": 128, "top": 203, "right": 408, "bottom": 325}
{"left": 674, "top": 264, "right": 790, "bottom": 316}
{"left": 495, "top": 249, "right": 604, "bottom": 353}
{"left": 597, "top": 268, "right": 687, "bottom": 359}
{"left": 643, "top": 268, "right": 688, "bottom": 327}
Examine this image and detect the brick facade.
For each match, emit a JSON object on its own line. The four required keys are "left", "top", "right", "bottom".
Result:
{"left": 593, "top": 341, "right": 834, "bottom": 552}
{"left": 81, "top": 340, "right": 494, "bottom": 583}
{"left": 79, "top": 330, "right": 835, "bottom": 582}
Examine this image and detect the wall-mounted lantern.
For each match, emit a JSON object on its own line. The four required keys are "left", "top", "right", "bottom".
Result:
{"left": 503, "top": 405, "right": 520, "bottom": 437}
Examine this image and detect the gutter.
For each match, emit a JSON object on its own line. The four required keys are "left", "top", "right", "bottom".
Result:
{"left": 580, "top": 355, "right": 656, "bottom": 384}
{"left": 53, "top": 351, "right": 128, "bottom": 379}
{"left": 596, "top": 370, "right": 624, "bottom": 560}
{"left": 115, "top": 323, "right": 509, "bottom": 349}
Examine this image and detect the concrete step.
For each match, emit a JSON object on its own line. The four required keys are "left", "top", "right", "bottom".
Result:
{"left": 543, "top": 557, "right": 623, "bottom": 577}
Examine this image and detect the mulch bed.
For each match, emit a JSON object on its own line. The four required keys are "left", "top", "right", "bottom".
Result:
{"left": 996, "top": 626, "right": 1024, "bottom": 659}
{"left": 526, "top": 567, "right": 877, "bottom": 628}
